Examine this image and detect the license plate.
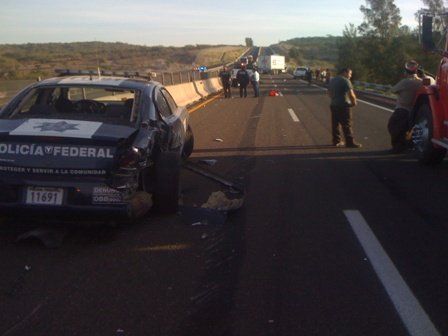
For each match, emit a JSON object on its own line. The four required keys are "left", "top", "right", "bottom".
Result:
{"left": 26, "top": 187, "right": 63, "bottom": 206}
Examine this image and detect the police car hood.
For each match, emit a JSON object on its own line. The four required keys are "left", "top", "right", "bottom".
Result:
{"left": 0, "top": 118, "right": 138, "bottom": 174}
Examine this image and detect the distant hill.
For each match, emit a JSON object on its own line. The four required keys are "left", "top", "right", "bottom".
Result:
{"left": 271, "top": 36, "right": 340, "bottom": 69}
{"left": 0, "top": 42, "right": 246, "bottom": 79}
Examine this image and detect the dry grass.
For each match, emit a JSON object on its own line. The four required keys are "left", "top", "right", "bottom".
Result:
{"left": 194, "top": 46, "right": 246, "bottom": 66}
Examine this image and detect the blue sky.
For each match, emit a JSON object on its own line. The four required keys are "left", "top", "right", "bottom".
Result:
{"left": 0, "top": 0, "right": 423, "bottom": 46}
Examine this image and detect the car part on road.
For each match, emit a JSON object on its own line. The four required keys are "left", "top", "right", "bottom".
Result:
{"left": 269, "top": 89, "right": 281, "bottom": 96}
{"left": 183, "top": 162, "right": 244, "bottom": 193}
{"left": 412, "top": 104, "right": 446, "bottom": 164}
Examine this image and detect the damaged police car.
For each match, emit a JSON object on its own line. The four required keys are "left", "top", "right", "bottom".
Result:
{"left": 0, "top": 70, "right": 194, "bottom": 219}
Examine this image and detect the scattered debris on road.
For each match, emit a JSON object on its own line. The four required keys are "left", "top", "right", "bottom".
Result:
{"left": 135, "top": 244, "right": 190, "bottom": 252}
{"left": 269, "top": 89, "right": 281, "bottom": 96}
{"left": 24, "top": 265, "right": 31, "bottom": 271}
{"left": 180, "top": 206, "right": 227, "bottom": 226}
{"left": 199, "top": 159, "right": 218, "bottom": 166}
{"left": 16, "top": 227, "right": 68, "bottom": 248}
{"left": 214, "top": 138, "right": 224, "bottom": 142}
{"left": 129, "top": 191, "right": 153, "bottom": 218}
{"left": 201, "top": 191, "right": 244, "bottom": 212}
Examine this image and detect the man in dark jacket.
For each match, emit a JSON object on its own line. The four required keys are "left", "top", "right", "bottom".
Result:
{"left": 236, "top": 65, "right": 250, "bottom": 98}
{"left": 328, "top": 68, "right": 362, "bottom": 148}
{"left": 219, "top": 66, "right": 232, "bottom": 98}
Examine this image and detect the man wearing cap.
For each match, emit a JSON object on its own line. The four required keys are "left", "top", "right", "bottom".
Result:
{"left": 388, "top": 60, "right": 423, "bottom": 153}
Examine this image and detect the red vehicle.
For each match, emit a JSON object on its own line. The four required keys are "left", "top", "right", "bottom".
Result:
{"left": 412, "top": 14, "right": 448, "bottom": 164}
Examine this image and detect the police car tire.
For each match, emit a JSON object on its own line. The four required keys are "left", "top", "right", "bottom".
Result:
{"left": 153, "top": 151, "right": 180, "bottom": 213}
{"left": 182, "top": 125, "right": 194, "bottom": 160}
{"left": 415, "top": 104, "right": 446, "bottom": 165}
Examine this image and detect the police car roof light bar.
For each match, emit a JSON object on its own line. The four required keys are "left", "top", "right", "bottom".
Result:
{"left": 54, "top": 69, "right": 152, "bottom": 80}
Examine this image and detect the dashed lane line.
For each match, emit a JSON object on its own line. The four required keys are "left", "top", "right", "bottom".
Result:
{"left": 344, "top": 210, "right": 441, "bottom": 336}
{"left": 288, "top": 108, "right": 300, "bottom": 122}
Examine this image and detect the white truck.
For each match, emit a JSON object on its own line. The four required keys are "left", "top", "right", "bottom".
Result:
{"left": 257, "top": 55, "right": 285, "bottom": 74}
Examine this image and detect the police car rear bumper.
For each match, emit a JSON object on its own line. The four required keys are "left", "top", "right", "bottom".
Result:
{"left": 0, "top": 177, "right": 144, "bottom": 220}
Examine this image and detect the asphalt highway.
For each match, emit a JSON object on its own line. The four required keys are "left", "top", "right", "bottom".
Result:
{"left": 1, "top": 75, "right": 448, "bottom": 336}
{"left": 185, "top": 75, "right": 448, "bottom": 336}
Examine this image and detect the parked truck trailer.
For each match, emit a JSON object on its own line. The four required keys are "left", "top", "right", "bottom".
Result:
{"left": 257, "top": 55, "right": 285, "bottom": 75}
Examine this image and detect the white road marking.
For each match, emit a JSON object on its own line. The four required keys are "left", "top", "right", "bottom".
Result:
{"left": 358, "top": 99, "right": 394, "bottom": 113}
{"left": 288, "top": 108, "right": 300, "bottom": 122}
{"left": 312, "top": 84, "right": 326, "bottom": 90}
{"left": 343, "top": 210, "right": 441, "bottom": 336}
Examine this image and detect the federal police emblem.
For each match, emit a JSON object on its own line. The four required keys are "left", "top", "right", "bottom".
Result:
{"left": 34, "top": 121, "right": 80, "bottom": 132}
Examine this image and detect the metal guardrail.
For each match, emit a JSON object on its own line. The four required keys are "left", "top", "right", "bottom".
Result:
{"left": 353, "top": 80, "right": 392, "bottom": 93}
{"left": 153, "top": 47, "right": 252, "bottom": 85}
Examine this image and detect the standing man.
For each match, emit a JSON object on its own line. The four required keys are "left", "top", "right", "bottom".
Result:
{"left": 306, "top": 68, "right": 312, "bottom": 85}
{"left": 251, "top": 67, "right": 260, "bottom": 97}
{"left": 236, "top": 65, "right": 250, "bottom": 98}
{"left": 388, "top": 61, "right": 423, "bottom": 153}
{"left": 328, "top": 68, "right": 362, "bottom": 148}
{"left": 325, "top": 68, "right": 331, "bottom": 85}
{"left": 219, "top": 66, "right": 232, "bottom": 98}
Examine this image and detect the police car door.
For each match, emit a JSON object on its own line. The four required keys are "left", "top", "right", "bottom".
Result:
{"left": 154, "top": 88, "right": 186, "bottom": 151}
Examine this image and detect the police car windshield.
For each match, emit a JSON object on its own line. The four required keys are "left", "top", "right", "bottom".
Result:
{"left": 5, "top": 85, "right": 138, "bottom": 125}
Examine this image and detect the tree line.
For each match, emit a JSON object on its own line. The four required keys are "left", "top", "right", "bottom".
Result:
{"left": 336, "top": 0, "right": 444, "bottom": 84}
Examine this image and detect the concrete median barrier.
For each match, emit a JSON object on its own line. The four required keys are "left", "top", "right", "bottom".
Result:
{"left": 166, "top": 82, "right": 202, "bottom": 107}
{"left": 167, "top": 78, "right": 222, "bottom": 107}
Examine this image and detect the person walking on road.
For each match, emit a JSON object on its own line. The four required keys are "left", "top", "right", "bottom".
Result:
{"left": 328, "top": 68, "right": 362, "bottom": 148}
{"left": 251, "top": 68, "right": 260, "bottom": 97}
{"left": 236, "top": 65, "right": 250, "bottom": 98}
{"left": 325, "top": 68, "right": 331, "bottom": 85}
{"left": 388, "top": 60, "right": 423, "bottom": 153}
{"left": 306, "top": 68, "right": 312, "bottom": 85}
{"left": 219, "top": 66, "right": 232, "bottom": 98}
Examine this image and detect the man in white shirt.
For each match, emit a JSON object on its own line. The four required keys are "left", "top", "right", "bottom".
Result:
{"left": 251, "top": 68, "right": 260, "bottom": 97}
